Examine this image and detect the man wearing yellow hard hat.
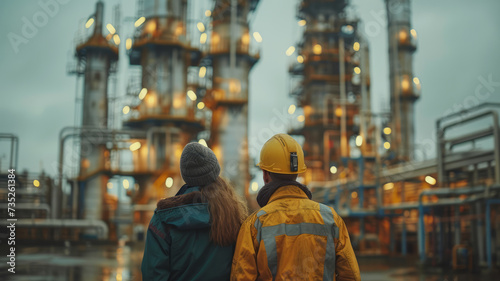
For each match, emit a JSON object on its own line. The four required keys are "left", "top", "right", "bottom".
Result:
{"left": 231, "top": 134, "right": 361, "bottom": 281}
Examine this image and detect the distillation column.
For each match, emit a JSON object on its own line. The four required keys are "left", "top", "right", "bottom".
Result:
{"left": 290, "top": 0, "right": 370, "bottom": 182}
{"left": 126, "top": 0, "right": 203, "bottom": 197}
{"left": 208, "top": 0, "right": 260, "bottom": 196}
{"left": 75, "top": 1, "right": 118, "bottom": 228}
{"left": 386, "top": 0, "right": 420, "bottom": 162}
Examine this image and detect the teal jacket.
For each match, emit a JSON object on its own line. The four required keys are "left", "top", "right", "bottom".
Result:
{"left": 141, "top": 186, "right": 235, "bottom": 281}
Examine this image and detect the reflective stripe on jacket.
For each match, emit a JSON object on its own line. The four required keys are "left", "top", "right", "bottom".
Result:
{"left": 231, "top": 185, "right": 360, "bottom": 281}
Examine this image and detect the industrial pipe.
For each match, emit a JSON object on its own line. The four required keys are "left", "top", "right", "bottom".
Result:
{"left": 0, "top": 203, "right": 50, "bottom": 218}
{"left": 57, "top": 126, "right": 146, "bottom": 220}
{"left": 0, "top": 133, "right": 19, "bottom": 170}
{"left": 0, "top": 219, "right": 109, "bottom": 240}
{"left": 417, "top": 185, "right": 500, "bottom": 263}
{"left": 437, "top": 110, "right": 500, "bottom": 186}
{"left": 486, "top": 199, "right": 500, "bottom": 269}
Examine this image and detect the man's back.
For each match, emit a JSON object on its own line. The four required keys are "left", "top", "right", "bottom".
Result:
{"left": 231, "top": 185, "right": 361, "bottom": 281}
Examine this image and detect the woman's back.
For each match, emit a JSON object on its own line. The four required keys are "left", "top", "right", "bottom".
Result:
{"left": 142, "top": 187, "right": 234, "bottom": 281}
{"left": 141, "top": 142, "right": 247, "bottom": 281}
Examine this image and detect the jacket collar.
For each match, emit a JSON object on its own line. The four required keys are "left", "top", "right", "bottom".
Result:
{"left": 268, "top": 185, "right": 310, "bottom": 204}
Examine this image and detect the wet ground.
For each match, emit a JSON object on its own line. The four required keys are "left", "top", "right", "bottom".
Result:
{"left": 0, "top": 242, "right": 498, "bottom": 281}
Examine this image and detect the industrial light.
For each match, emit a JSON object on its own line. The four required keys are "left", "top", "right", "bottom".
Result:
{"left": 33, "top": 180, "right": 40, "bottom": 187}
{"left": 200, "top": 33, "right": 207, "bottom": 44}
{"left": 165, "top": 177, "right": 173, "bottom": 188}
{"left": 197, "top": 102, "right": 205, "bottom": 110}
{"left": 122, "top": 106, "right": 130, "bottom": 114}
{"left": 205, "top": 10, "right": 211, "bottom": 17}
{"left": 413, "top": 77, "right": 420, "bottom": 85}
{"left": 425, "top": 176, "right": 437, "bottom": 185}
{"left": 355, "top": 135, "right": 363, "bottom": 147}
{"left": 383, "top": 182, "right": 394, "bottom": 190}
{"left": 106, "top": 23, "right": 116, "bottom": 34}
{"left": 139, "top": 88, "right": 148, "bottom": 100}
{"left": 288, "top": 104, "right": 296, "bottom": 115}
{"left": 187, "top": 90, "right": 197, "bottom": 101}
{"left": 197, "top": 22, "right": 205, "bottom": 32}
{"left": 343, "top": 25, "right": 354, "bottom": 34}
{"left": 384, "top": 142, "right": 391, "bottom": 149}
{"left": 402, "top": 78, "right": 410, "bottom": 92}
{"left": 330, "top": 166, "right": 337, "bottom": 174}
{"left": 298, "top": 20, "right": 306, "bottom": 26}
{"left": 113, "top": 34, "right": 120, "bottom": 45}
{"left": 198, "top": 139, "right": 208, "bottom": 147}
{"left": 123, "top": 179, "right": 130, "bottom": 190}
{"left": 242, "top": 33, "right": 250, "bottom": 45}
{"left": 145, "top": 20, "right": 156, "bottom": 34}
{"left": 107, "top": 182, "right": 113, "bottom": 190}
{"left": 399, "top": 30, "right": 408, "bottom": 42}
{"left": 410, "top": 29, "right": 417, "bottom": 38}
{"left": 297, "top": 55, "right": 304, "bottom": 64}
{"left": 251, "top": 182, "right": 259, "bottom": 192}
{"left": 335, "top": 107, "right": 343, "bottom": 117}
{"left": 199, "top": 66, "right": 207, "bottom": 78}
{"left": 383, "top": 127, "right": 392, "bottom": 135}
{"left": 353, "top": 42, "right": 360, "bottom": 51}
{"left": 286, "top": 46, "right": 295, "bottom": 56}
{"left": 253, "top": 32, "right": 262, "bottom": 43}
{"left": 313, "top": 44, "right": 322, "bottom": 55}
{"left": 351, "top": 192, "right": 358, "bottom": 199}
{"left": 129, "top": 142, "right": 141, "bottom": 152}
{"left": 354, "top": 67, "right": 361, "bottom": 74}
{"left": 297, "top": 115, "right": 305, "bottom": 122}
{"left": 85, "top": 18, "right": 94, "bottom": 29}
{"left": 126, "top": 38, "right": 132, "bottom": 50}
{"left": 135, "top": 17, "right": 145, "bottom": 27}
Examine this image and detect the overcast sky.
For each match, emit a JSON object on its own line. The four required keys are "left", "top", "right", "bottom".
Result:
{"left": 1, "top": 0, "right": 499, "bottom": 179}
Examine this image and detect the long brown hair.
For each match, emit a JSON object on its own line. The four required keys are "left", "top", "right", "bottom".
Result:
{"left": 200, "top": 176, "right": 248, "bottom": 246}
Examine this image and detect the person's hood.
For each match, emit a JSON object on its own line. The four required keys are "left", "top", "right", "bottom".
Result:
{"left": 154, "top": 187, "right": 211, "bottom": 230}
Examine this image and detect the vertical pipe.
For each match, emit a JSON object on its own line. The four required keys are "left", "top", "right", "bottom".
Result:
{"left": 437, "top": 216, "right": 443, "bottom": 262}
{"left": 9, "top": 136, "right": 14, "bottom": 170}
{"left": 359, "top": 158, "right": 364, "bottom": 208}
{"left": 454, "top": 206, "right": 461, "bottom": 246}
{"left": 94, "top": 1, "right": 104, "bottom": 36}
{"left": 486, "top": 201, "right": 492, "bottom": 269}
{"left": 15, "top": 137, "right": 19, "bottom": 170}
{"left": 390, "top": 214, "right": 395, "bottom": 253}
{"left": 402, "top": 216, "right": 407, "bottom": 256}
{"left": 476, "top": 202, "right": 485, "bottom": 265}
{"left": 230, "top": 0, "right": 237, "bottom": 71}
{"left": 492, "top": 112, "right": 500, "bottom": 185}
{"left": 339, "top": 36, "right": 347, "bottom": 158}
{"left": 418, "top": 203, "right": 426, "bottom": 262}
{"left": 485, "top": 200, "right": 500, "bottom": 269}
{"left": 360, "top": 217, "right": 365, "bottom": 248}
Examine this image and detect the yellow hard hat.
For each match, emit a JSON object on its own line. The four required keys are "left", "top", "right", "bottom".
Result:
{"left": 257, "top": 134, "right": 307, "bottom": 174}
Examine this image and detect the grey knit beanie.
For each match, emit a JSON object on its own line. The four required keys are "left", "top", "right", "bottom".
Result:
{"left": 180, "top": 142, "right": 221, "bottom": 186}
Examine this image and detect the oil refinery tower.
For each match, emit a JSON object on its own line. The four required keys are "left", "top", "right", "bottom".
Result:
{"left": 126, "top": 0, "right": 204, "bottom": 200}
{"left": 70, "top": 1, "right": 118, "bottom": 230}
{"left": 386, "top": 0, "right": 421, "bottom": 161}
{"left": 207, "top": 0, "right": 260, "bottom": 196}
{"left": 289, "top": 0, "right": 372, "bottom": 183}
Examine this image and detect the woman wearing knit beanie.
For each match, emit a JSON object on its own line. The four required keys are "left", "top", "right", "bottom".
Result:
{"left": 141, "top": 142, "right": 248, "bottom": 281}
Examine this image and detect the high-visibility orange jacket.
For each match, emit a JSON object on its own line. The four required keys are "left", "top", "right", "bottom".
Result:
{"left": 231, "top": 185, "right": 361, "bottom": 281}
